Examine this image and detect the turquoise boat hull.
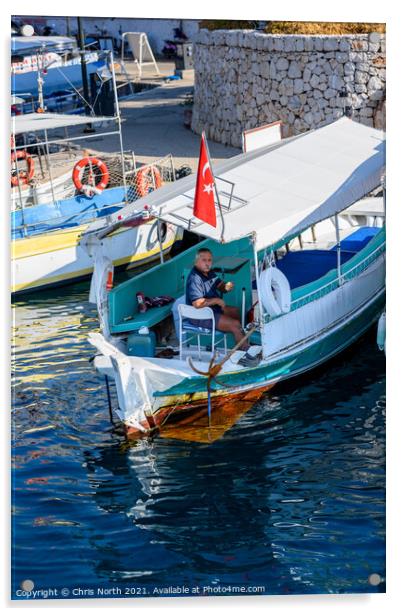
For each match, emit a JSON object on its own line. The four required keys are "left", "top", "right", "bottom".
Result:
{"left": 154, "top": 290, "right": 385, "bottom": 404}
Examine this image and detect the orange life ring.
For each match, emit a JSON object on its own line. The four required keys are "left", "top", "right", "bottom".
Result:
{"left": 72, "top": 157, "right": 110, "bottom": 197}
{"left": 11, "top": 150, "right": 34, "bottom": 187}
{"left": 135, "top": 166, "right": 162, "bottom": 197}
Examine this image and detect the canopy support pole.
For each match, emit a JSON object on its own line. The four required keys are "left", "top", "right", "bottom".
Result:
{"left": 335, "top": 213, "right": 343, "bottom": 285}
{"left": 12, "top": 137, "right": 25, "bottom": 214}
{"left": 43, "top": 128, "right": 56, "bottom": 205}
{"left": 157, "top": 218, "right": 164, "bottom": 264}
{"left": 382, "top": 175, "right": 386, "bottom": 225}
{"left": 110, "top": 50, "right": 128, "bottom": 205}
{"left": 252, "top": 234, "right": 265, "bottom": 355}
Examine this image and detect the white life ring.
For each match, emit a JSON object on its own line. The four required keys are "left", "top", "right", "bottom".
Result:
{"left": 260, "top": 266, "right": 291, "bottom": 318}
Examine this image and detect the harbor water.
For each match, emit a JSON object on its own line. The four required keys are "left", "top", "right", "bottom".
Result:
{"left": 11, "top": 281, "right": 386, "bottom": 598}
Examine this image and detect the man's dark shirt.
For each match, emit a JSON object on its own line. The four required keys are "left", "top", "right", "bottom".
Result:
{"left": 186, "top": 266, "right": 223, "bottom": 315}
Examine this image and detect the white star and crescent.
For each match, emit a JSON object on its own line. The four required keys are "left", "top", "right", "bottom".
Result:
{"left": 203, "top": 183, "right": 214, "bottom": 195}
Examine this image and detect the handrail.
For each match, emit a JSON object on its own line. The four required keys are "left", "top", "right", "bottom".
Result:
{"left": 12, "top": 200, "right": 128, "bottom": 233}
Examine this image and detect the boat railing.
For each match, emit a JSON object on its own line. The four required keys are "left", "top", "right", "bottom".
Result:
{"left": 291, "top": 240, "right": 385, "bottom": 308}
{"left": 263, "top": 238, "right": 385, "bottom": 323}
{"left": 12, "top": 154, "right": 177, "bottom": 237}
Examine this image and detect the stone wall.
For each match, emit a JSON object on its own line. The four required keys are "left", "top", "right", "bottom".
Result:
{"left": 191, "top": 31, "right": 386, "bottom": 148}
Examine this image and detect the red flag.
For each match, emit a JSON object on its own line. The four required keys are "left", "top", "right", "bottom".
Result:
{"left": 193, "top": 133, "right": 217, "bottom": 227}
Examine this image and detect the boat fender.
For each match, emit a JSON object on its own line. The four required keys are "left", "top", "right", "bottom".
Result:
{"left": 260, "top": 266, "right": 291, "bottom": 318}
{"left": 11, "top": 150, "right": 34, "bottom": 186}
{"left": 72, "top": 156, "right": 110, "bottom": 197}
{"left": 135, "top": 166, "right": 162, "bottom": 197}
{"left": 377, "top": 312, "right": 386, "bottom": 352}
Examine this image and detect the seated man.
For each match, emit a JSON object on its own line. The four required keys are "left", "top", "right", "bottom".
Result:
{"left": 185, "top": 248, "right": 249, "bottom": 351}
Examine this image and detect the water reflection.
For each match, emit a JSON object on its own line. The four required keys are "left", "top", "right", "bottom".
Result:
{"left": 12, "top": 287, "right": 385, "bottom": 595}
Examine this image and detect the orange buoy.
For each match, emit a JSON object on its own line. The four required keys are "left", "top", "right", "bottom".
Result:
{"left": 72, "top": 157, "right": 110, "bottom": 197}
{"left": 11, "top": 150, "right": 34, "bottom": 187}
{"left": 135, "top": 166, "right": 162, "bottom": 197}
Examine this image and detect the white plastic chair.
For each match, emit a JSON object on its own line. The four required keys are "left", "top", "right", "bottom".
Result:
{"left": 178, "top": 303, "right": 227, "bottom": 361}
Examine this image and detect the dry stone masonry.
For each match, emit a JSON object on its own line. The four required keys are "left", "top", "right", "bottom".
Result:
{"left": 191, "top": 31, "right": 386, "bottom": 147}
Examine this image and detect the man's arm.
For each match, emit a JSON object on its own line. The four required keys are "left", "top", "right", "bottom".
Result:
{"left": 217, "top": 280, "right": 234, "bottom": 293}
{"left": 192, "top": 296, "right": 225, "bottom": 309}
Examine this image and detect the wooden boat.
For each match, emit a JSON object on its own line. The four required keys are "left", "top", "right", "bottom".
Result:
{"left": 84, "top": 118, "right": 385, "bottom": 438}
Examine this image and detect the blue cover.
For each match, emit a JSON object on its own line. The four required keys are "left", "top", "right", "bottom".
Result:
{"left": 12, "top": 186, "right": 125, "bottom": 240}
{"left": 331, "top": 226, "right": 380, "bottom": 252}
{"left": 276, "top": 250, "right": 353, "bottom": 289}
{"left": 276, "top": 227, "right": 381, "bottom": 289}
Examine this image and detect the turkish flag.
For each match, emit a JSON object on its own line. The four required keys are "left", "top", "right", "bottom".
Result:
{"left": 193, "top": 133, "right": 217, "bottom": 227}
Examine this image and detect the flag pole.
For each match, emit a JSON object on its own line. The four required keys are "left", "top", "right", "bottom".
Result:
{"left": 203, "top": 132, "right": 225, "bottom": 242}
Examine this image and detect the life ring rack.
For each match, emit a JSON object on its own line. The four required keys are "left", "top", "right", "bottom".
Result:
{"left": 11, "top": 150, "right": 35, "bottom": 187}
{"left": 72, "top": 156, "right": 110, "bottom": 197}
{"left": 135, "top": 165, "right": 163, "bottom": 197}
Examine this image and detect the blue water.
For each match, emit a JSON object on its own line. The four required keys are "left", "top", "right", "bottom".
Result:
{"left": 11, "top": 283, "right": 385, "bottom": 599}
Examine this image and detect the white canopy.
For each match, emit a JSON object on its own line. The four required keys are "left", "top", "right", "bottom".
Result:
{"left": 12, "top": 112, "right": 117, "bottom": 135}
{"left": 85, "top": 117, "right": 385, "bottom": 251}
{"left": 11, "top": 36, "right": 77, "bottom": 53}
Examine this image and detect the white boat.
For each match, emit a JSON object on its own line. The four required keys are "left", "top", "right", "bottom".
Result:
{"left": 11, "top": 110, "right": 179, "bottom": 294}
{"left": 11, "top": 36, "right": 103, "bottom": 96}
{"left": 83, "top": 117, "right": 385, "bottom": 438}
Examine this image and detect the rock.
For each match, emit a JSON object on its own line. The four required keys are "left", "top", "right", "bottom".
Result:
{"left": 367, "top": 76, "right": 382, "bottom": 91}
{"left": 277, "top": 57, "right": 289, "bottom": 71}
{"left": 288, "top": 95, "right": 302, "bottom": 110}
{"left": 356, "top": 62, "right": 370, "bottom": 72}
{"left": 294, "top": 79, "right": 304, "bottom": 94}
{"left": 304, "top": 37, "right": 314, "bottom": 52}
{"left": 273, "top": 38, "right": 284, "bottom": 51}
{"left": 279, "top": 95, "right": 288, "bottom": 106}
{"left": 335, "top": 52, "right": 349, "bottom": 62}
{"left": 312, "top": 88, "right": 324, "bottom": 99}
{"left": 344, "top": 62, "right": 355, "bottom": 76}
{"left": 313, "top": 37, "right": 324, "bottom": 51}
{"left": 355, "top": 71, "right": 369, "bottom": 84}
{"left": 324, "top": 88, "right": 337, "bottom": 99}
{"left": 269, "top": 62, "right": 277, "bottom": 80}
{"left": 312, "top": 64, "right": 323, "bottom": 76}
{"left": 324, "top": 37, "right": 338, "bottom": 51}
{"left": 360, "top": 107, "right": 373, "bottom": 117}
{"left": 310, "top": 74, "right": 320, "bottom": 88}
{"left": 369, "top": 42, "right": 380, "bottom": 53}
{"left": 369, "top": 32, "right": 381, "bottom": 44}
{"left": 284, "top": 37, "right": 295, "bottom": 52}
{"left": 260, "top": 62, "right": 270, "bottom": 79}
{"left": 304, "top": 111, "right": 314, "bottom": 125}
{"left": 303, "top": 67, "right": 312, "bottom": 82}
{"left": 288, "top": 60, "right": 302, "bottom": 78}
{"left": 295, "top": 37, "right": 305, "bottom": 52}
{"left": 339, "top": 38, "right": 351, "bottom": 52}
{"left": 349, "top": 52, "right": 367, "bottom": 62}
{"left": 355, "top": 84, "right": 367, "bottom": 93}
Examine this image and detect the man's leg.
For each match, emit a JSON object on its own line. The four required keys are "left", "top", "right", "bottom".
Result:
{"left": 223, "top": 305, "right": 241, "bottom": 321}
{"left": 216, "top": 314, "right": 249, "bottom": 350}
